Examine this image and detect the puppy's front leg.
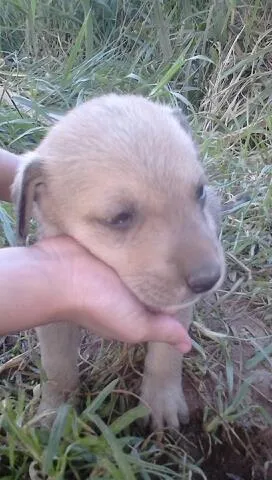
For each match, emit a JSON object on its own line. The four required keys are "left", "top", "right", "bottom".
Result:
{"left": 140, "top": 307, "right": 192, "bottom": 429}
{"left": 36, "top": 322, "right": 80, "bottom": 419}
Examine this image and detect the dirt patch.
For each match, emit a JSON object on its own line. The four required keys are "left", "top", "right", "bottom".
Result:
{"left": 148, "top": 373, "right": 272, "bottom": 479}
{"left": 135, "top": 412, "right": 272, "bottom": 480}
{"left": 197, "top": 426, "right": 272, "bottom": 480}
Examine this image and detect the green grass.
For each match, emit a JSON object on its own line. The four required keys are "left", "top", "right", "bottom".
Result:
{"left": 0, "top": 1, "right": 271, "bottom": 479}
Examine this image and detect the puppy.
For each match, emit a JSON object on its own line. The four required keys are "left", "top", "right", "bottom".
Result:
{"left": 12, "top": 94, "right": 225, "bottom": 429}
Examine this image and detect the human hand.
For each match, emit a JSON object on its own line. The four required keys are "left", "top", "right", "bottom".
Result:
{"left": 34, "top": 236, "right": 192, "bottom": 353}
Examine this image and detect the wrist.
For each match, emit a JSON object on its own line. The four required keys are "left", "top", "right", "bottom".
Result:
{"left": 0, "top": 244, "right": 67, "bottom": 335}
{"left": 28, "top": 242, "right": 73, "bottom": 325}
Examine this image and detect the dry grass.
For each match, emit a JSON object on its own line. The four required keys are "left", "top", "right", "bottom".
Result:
{"left": 0, "top": 1, "right": 271, "bottom": 479}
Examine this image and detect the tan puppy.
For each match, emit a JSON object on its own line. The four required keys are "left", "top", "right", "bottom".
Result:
{"left": 12, "top": 94, "right": 225, "bottom": 429}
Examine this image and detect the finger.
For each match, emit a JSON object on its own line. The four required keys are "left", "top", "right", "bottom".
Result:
{"left": 143, "top": 315, "right": 192, "bottom": 353}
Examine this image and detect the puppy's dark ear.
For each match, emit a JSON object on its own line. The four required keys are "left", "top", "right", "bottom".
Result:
{"left": 11, "top": 155, "right": 44, "bottom": 246}
{"left": 171, "top": 107, "right": 192, "bottom": 136}
{"left": 205, "top": 186, "right": 222, "bottom": 236}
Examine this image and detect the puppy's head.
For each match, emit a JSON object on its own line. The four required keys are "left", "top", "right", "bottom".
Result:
{"left": 12, "top": 94, "right": 225, "bottom": 313}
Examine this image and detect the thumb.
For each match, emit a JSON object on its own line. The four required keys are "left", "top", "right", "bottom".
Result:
{"left": 143, "top": 315, "right": 192, "bottom": 353}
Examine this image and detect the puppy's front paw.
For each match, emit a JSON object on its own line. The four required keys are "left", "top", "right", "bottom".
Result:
{"left": 140, "top": 375, "right": 189, "bottom": 430}
{"left": 36, "top": 383, "right": 78, "bottom": 427}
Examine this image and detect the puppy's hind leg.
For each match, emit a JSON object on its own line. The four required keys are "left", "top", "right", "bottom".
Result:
{"left": 36, "top": 322, "right": 80, "bottom": 423}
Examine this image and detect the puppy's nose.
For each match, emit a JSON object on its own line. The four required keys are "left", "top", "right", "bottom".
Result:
{"left": 186, "top": 264, "right": 221, "bottom": 294}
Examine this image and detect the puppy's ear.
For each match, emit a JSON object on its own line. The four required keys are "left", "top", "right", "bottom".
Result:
{"left": 11, "top": 155, "right": 44, "bottom": 246}
{"left": 163, "top": 104, "right": 192, "bottom": 136}
{"left": 205, "top": 186, "right": 222, "bottom": 236}
{"left": 171, "top": 108, "right": 192, "bottom": 136}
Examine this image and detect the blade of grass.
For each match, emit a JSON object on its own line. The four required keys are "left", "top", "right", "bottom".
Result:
{"left": 42, "top": 404, "right": 71, "bottom": 474}
{"left": 90, "top": 413, "right": 136, "bottom": 480}
{"left": 81, "top": 379, "right": 118, "bottom": 419}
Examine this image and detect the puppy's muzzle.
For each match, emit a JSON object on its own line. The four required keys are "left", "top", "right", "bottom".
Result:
{"left": 186, "top": 262, "right": 221, "bottom": 294}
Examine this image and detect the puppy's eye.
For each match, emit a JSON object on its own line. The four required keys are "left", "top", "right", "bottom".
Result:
{"left": 106, "top": 210, "right": 135, "bottom": 229}
{"left": 196, "top": 184, "right": 206, "bottom": 206}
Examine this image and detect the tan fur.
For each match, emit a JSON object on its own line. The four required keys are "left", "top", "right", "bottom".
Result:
{"left": 12, "top": 94, "right": 225, "bottom": 429}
